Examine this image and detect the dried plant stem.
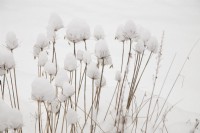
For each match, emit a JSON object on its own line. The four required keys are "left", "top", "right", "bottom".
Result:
{"left": 84, "top": 40, "right": 87, "bottom": 51}
{"left": 13, "top": 68, "right": 20, "bottom": 109}
{"left": 2, "top": 74, "right": 5, "bottom": 99}
{"left": 150, "top": 54, "right": 176, "bottom": 120}
{"left": 37, "top": 101, "right": 42, "bottom": 133}
{"left": 84, "top": 64, "right": 87, "bottom": 122}
{"left": 104, "top": 82, "right": 119, "bottom": 121}
{"left": 153, "top": 38, "right": 200, "bottom": 128}
{"left": 5, "top": 75, "right": 14, "bottom": 108}
{"left": 121, "top": 41, "right": 125, "bottom": 72}
{"left": 61, "top": 101, "right": 68, "bottom": 133}
{"left": 9, "top": 70, "right": 16, "bottom": 108}
{"left": 43, "top": 102, "right": 52, "bottom": 133}
{"left": 90, "top": 79, "right": 95, "bottom": 133}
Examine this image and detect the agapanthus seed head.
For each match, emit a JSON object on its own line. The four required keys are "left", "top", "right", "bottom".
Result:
{"left": 123, "top": 20, "right": 138, "bottom": 40}
{"left": 55, "top": 69, "right": 69, "bottom": 87}
{"left": 93, "top": 25, "right": 105, "bottom": 40}
{"left": 38, "top": 51, "right": 48, "bottom": 67}
{"left": 115, "top": 25, "right": 125, "bottom": 42}
{"left": 95, "top": 40, "right": 110, "bottom": 59}
{"left": 44, "top": 61, "right": 56, "bottom": 76}
{"left": 64, "top": 53, "right": 77, "bottom": 72}
{"left": 48, "top": 13, "right": 64, "bottom": 32}
{"left": 6, "top": 32, "right": 18, "bottom": 51}
{"left": 147, "top": 36, "right": 159, "bottom": 53}
{"left": 138, "top": 27, "right": 151, "bottom": 45}
{"left": 87, "top": 62, "right": 100, "bottom": 80}
{"left": 135, "top": 39, "right": 145, "bottom": 54}
{"left": 83, "top": 51, "right": 91, "bottom": 64}
{"left": 35, "top": 33, "right": 49, "bottom": 50}
{"left": 62, "top": 82, "right": 75, "bottom": 98}
{"left": 77, "top": 50, "right": 84, "bottom": 61}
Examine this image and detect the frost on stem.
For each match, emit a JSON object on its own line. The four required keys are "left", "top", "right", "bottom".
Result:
{"left": 87, "top": 62, "right": 100, "bottom": 80}
{"left": 95, "top": 76, "right": 106, "bottom": 88}
{"left": 134, "top": 39, "right": 145, "bottom": 54}
{"left": 115, "top": 24, "right": 125, "bottom": 42}
{"left": 123, "top": 20, "right": 138, "bottom": 40}
{"left": 66, "top": 18, "right": 90, "bottom": 43}
{"left": 54, "top": 69, "right": 69, "bottom": 87}
{"left": 6, "top": 32, "right": 18, "bottom": 51}
{"left": 93, "top": 25, "right": 105, "bottom": 40}
{"left": 38, "top": 51, "right": 48, "bottom": 67}
{"left": 115, "top": 71, "right": 122, "bottom": 82}
{"left": 66, "top": 108, "right": 78, "bottom": 125}
{"left": 95, "top": 40, "right": 110, "bottom": 59}
{"left": 77, "top": 50, "right": 84, "bottom": 61}
{"left": 47, "top": 13, "right": 64, "bottom": 32}
{"left": 147, "top": 36, "right": 159, "bottom": 53}
{"left": 64, "top": 53, "right": 77, "bottom": 72}
{"left": 62, "top": 82, "right": 75, "bottom": 98}
{"left": 31, "top": 77, "right": 56, "bottom": 102}
{"left": 0, "top": 100, "right": 23, "bottom": 131}
{"left": 44, "top": 61, "right": 56, "bottom": 76}
{"left": 83, "top": 51, "right": 91, "bottom": 64}
{"left": 34, "top": 33, "right": 49, "bottom": 50}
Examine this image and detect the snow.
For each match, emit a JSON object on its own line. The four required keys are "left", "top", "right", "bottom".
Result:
{"left": 64, "top": 53, "right": 77, "bottom": 72}
{"left": 0, "top": 0, "right": 200, "bottom": 132}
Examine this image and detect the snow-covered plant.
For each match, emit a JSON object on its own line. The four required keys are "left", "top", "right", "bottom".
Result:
{"left": 83, "top": 51, "right": 91, "bottom": 64}
{"left": 34, "top": 33, "right": 49, "bottom": 51}
{"left": 5, "top": 32, "right": 18, "bottom": 51}
{"left": 47, "top": 13, "right": 63, "bottom": 32}
{"left": 66, "top": 108, "right": 78, "bottom": 125}
{"left": 38, "top": 51, "right": 48, "bottom": 67}
{"left": 98, "top": 56, "right": 112, "bottom": 66}
{"left": 66, "top": 18, "right": 90, "bottom": 44}
{"left": 44, "top": 61, "right": 56, "bottom": 76}
{"left": 4, "top": 50, "right": 15, "bottom": 70}
{"left": 31, "top": 77, "right": 55, "bottom": 102}
{"left": 115, "top": 25, "right": 125, "bottom": 42}
{"left": 33, "top": 46, "right": 41, "bottom": 59}
{"left": 0, "top": 100, "right": 23, "bottom": 131}
{"left": 64, "top": 53, "right": 77, "bottom": 72}
{"left": 95, "top": 40, "right": 110, "bottom": 59}
{"left": 54, "top": 69, "right": 69, "bottom": 87}
{"left": 123, "top": 20, "right": 138, "bottom": 41}
{"left": 87, "top": 62, "right": 100, "bottom": 80}
{"left": 134, "top": 39, "right": 145, "bottom": 54}
{"left": 62, "top": 82, "right": 75, "bottom": 98}
{"left": 115, "top": 71, "right": 122, "bottom": 82}
{"left": 77, "top": 50, "right": 84, "bottom": 61}
{"left": 93, "top": 25, "right": 105, "bottom": 40}
{"left": 138, "top": 27, "right": 151, "bottom": 45}
{"left": 147, "top": 36, "right": 159, "bottom": 53}
{"left": 95, "top": 76, "right": 106, "bottom": 88}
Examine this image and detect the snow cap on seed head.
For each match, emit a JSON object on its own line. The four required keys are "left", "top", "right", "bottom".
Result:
{"left": 35, "top": 33, "right": 49, "bottom": 50}
{"left": 66, "top": 18, "right": 90, "bottom": 43}
{"left": 64, "top": 53, "right": 77, "bottom": 72}
{"left": 48, "top": 13, "right": 64, "bottom": 32}
{"left": 138, "top": 27, "right": 151, "bottom": 45}
{"left": 83, "top": 51, "right": 91, "bottom": 64}
{"left": 54, "top": 69, "right": 69, "bottom": 87}
{"left": 62, "top": 82, "right": 75, "bottom": 98}
{"left": 38, "top": 51, "right": 48, "bottom": 67}
{"left": 44, "top": 61, "right": 56, "bottom": 76}
{"left": 95, "top": 40, "right": 110, "bottom": 59}
{"left": 31, "top": 77, "right": 56, "bottom": 102}
{"left": 93, "top": 25, "right": 105, "bottom": 40}
{"left": 77, "top": 50, "right": 84, "bottom": 61}
{"left": 134, "top": 39, "right": 145, "bottom": 54}
{"left": 147, "top": 36, "right": 159, "bottom": 53}
{"left": 95, "top": 76, "right": 106, "bottom": 88}
{"left": 66, "top": 108, "right": 78, "bottom": 125}
{"left": 115, "top": 24, "right": 125, "bottom": 42}
{"left": 123, "top": 20, "right": 138, "bottom": 40}
{"left": 87, "top": 62, "right": 100, "bottom": 80}
{"left": 6, "top": 32, "right": 18, "bottom": 51}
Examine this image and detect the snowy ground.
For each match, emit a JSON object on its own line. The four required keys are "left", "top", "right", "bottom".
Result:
{"left": 0, "top": 0, "right": 200, "bottom": 132}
